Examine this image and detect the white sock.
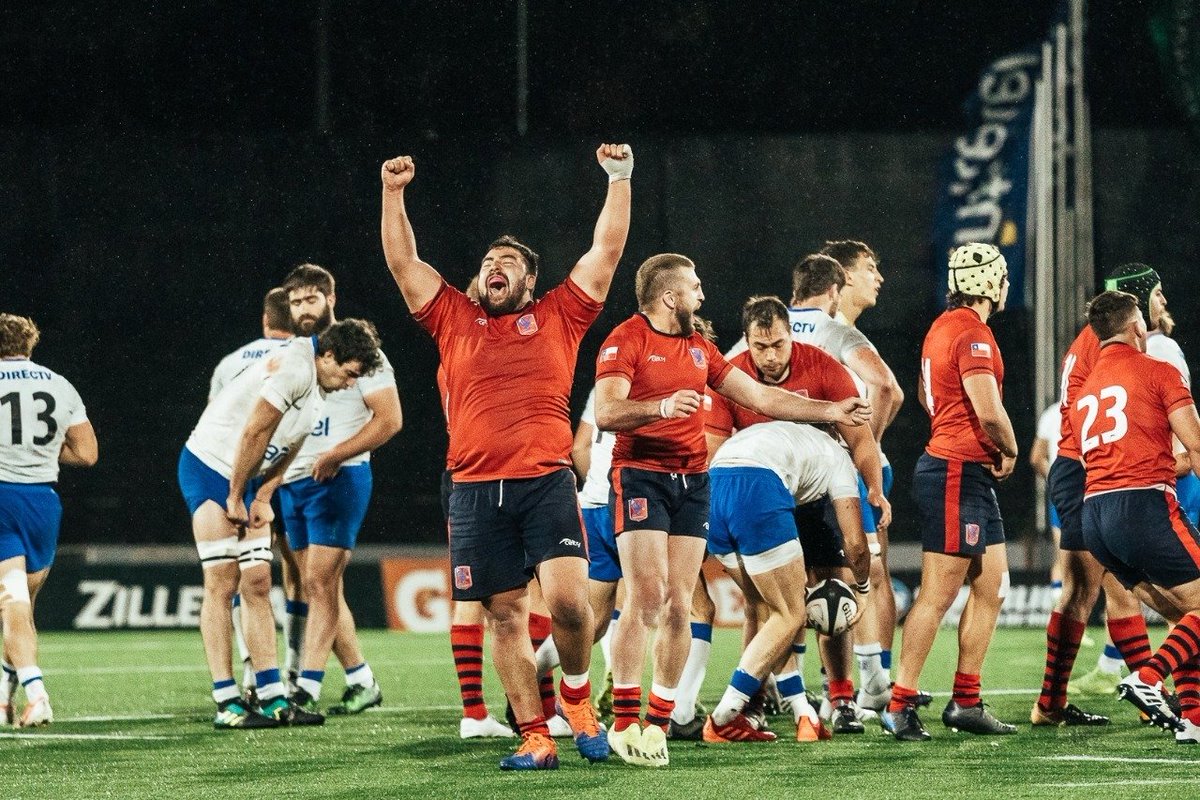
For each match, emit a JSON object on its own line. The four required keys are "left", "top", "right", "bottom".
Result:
{"left": 0, "top": 661, "right": 15, "bottom": 703}
{"left": 600, "top": 617, "right": 617, "bottom": 675}
{"left": 535, "top": 634, "right": 560, "bottom": 675}
{"left": 712, "top": 686, "right": 752, "bottom": 726}
{"left": 231, "top": 595, "right": 250, "bottom": 664}
{"left": 670, "top": 635, "right": 712, "bottom": 724}
{"left": 562, "top": 672, "right": 589, "bottom": 690}
{"left": 16, "top": 666, "right": 47, "bottom": 703}
{"left": 1098, "top": 653, "right": 1124, "bottom": 674}
{"left": 854, "top": 642, "right": 886, "bottom": 689}
{"left": 242, "top": 659, "right": 255, "bottom": 690}
{"left": 650, "top": 682, "right": 677, "bottom": 701}
{"left": 345, "top": 662, "right": 375, "bottom": 688}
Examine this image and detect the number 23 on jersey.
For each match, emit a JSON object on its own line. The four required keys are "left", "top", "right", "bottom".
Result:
{"left": 1076, "top": 385, "right": 1128, "bottom": 454}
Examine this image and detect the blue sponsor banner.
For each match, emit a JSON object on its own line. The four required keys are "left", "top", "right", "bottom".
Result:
{"left": 932, "top": 48, "right": 1041, "bottom": 309}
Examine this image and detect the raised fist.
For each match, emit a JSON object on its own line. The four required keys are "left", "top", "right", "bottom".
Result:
{"left": 382, "top": 156, "right": 415, "bottom": 191}
{"left": 597, "top": 144, "right": 633, "bottom": 182}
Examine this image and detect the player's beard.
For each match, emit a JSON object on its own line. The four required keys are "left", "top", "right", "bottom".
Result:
{"left": 675, "top": 307, "right": 696, "bottom": 336}
{"left": 480, "top": 286, "right": 527, "bottom": 316}
{"left": 294, "top": 305, "right": 334, "bottom": 335}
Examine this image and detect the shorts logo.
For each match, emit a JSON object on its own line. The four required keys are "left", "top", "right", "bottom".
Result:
{"left": 559, "top": 538, "right": 581, "bottom": 547}
{"left": 965, "top": 523, "right": 980, "bottom": 546}
{"left": 970, "top": 342, "right": 992, "bottom": 358}
{"left": 516, "top": 314, "right": 538, "bottom": 335}
{"left": 689, "top": 347, "right": 707, "bottom": 369}
{"left": 628, "top": 497, "right": 648, "bottom": 522}
{"left": 453, "top": 565, "right": 473, "bottom": 590}
{"left": 601, "top": 346, "right": 619, "bottom": 362}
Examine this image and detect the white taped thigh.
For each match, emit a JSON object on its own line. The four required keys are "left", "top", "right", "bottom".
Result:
{"left": 238, "top": 536, "right": 274, "bottom": 570}
{"left": 0, "top": 568, "right": 31, "bottom": 604}
{"left": 196, "top": 536, "right": 239, "bottom": 569}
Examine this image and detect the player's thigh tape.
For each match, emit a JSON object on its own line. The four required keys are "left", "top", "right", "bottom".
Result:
{"left": 238, "top": 536, "right": 274, "bottom": 570}
{"left": 742, "top": 539, "right": 804, "bottom": 576}
{"left": 998, "top": 570, "right": 1011, "bottom": 600}
{"left": 712, "top": 551, "right": 740, "bottom": 572}
{"left": 196, "top": 536, "right": 238, "bottom": 569}
{"left": 0, "top": 568, "right": 31, "bottom": 604}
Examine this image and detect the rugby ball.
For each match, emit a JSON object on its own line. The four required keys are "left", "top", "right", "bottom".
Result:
{"left": 805, "top": 579, "right": 858, "bottom": 636}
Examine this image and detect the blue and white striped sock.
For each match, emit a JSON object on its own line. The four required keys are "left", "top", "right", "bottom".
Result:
{"left": 256, "top": 668, "right": 286, "bottom": 702}
{"left": 212, "top": 678, "right": 240, "bottom": 705}
{"left": 297, "top": 670, "right": 324, "bottom": 700}
{"left": 345, "top": 662, "right": 375, "bottom": 689}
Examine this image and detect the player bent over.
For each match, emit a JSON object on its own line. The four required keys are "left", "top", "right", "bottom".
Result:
{"left": 0, "top": 314, "right": 97, "bottom": 727}
{"left": 595, "top": 254, "right": 870, "bottom": 767}
{"left": 889, "top": 244, "right": 1017, "bottom": 741}
{"left": 703, "top": 421, "right": 870, "bottom": 743}
{"left": 179, "top": 319, "right": 380, "bottom": 728}
{"left": 382, "top": 144, "right": 632, "bottom": 770}
{"left": 1070, "top": 291, "right": 1200, "bottom": 740}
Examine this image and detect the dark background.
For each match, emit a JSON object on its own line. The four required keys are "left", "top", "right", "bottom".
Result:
{"left": 2, "top": 1, "right": 1197, "bottom": 551}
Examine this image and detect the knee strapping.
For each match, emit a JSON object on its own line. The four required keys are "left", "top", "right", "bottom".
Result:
{"left": 0, "top": 568, "right": 31, "bottom": 605}
{"left": 196, "top": 537, "right": 239, "bottom": 569}
{"left": 238, "top": 536, "right": 274, "bottom": 570}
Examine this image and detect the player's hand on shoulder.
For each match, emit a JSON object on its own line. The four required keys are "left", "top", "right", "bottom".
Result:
{"left": 663, "top": 389, "right": 702, "bottom": 419}
{"left": 989, "top": 453, "right": 1016, "bottom": 481}
{"left": 832, "top": 396, "right": 871, "bottom": 426}
{"left": 597, "top": 143, "right": 633, "bottom": 182}
{"left": 382, "top": 156, "right": 415, "bottom": 190}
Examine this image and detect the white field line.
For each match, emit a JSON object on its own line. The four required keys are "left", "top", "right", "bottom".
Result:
{"left": 0, "top": 732, "right": 180, "bottom": 741}
{"left": 1039, "top": 755, "right": 1200, "bottom": 765}
{"left": 58, "top": 704, "right": 461, "bottom": 724}
{"left": 1035, "top": 780, "right": 1200, "bottom": 788}
{"left": 48, "top": 658, "right": 446, "bottom": 676}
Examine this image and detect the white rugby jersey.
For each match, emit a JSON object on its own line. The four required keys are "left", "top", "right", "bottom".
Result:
{"left": 187, "top": 337, "right": 325, "bottom": 480}
{"left": 1036, "top": 403, "right": 1061, "bottom": 463}
{"left": 709, "top": 420, "right": 859, "bottom": 505}
{"left": 208, "top": 336, "right": 292, "bottom": 402}
{"left": 1147, "top": 332, "right": 1191, "bottom": 386}
{"left": 577, "top": 388, "right": 616, "bottom": 508}
{"left": 0, "top": 358, "right": 88, "bottom": 483}
{"left": 284, "top": 349, "right": 396, "bottom": 483}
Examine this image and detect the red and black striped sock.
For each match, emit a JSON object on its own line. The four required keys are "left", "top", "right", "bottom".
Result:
{"left": 1037, "top": 611, "right": 1086, "bottom": 712}
{"left": 612, "top": 685, "right": 641, "bottom": 732}
{"left": 450, "top": 624, "right": 487, "bottom": 720}
{"left": 952, "top": 672, "right": 982, "bottom": 708}
{"left": 1176, "top": 657, "right": 1200, "bottom": 725}
{"left": 1139, "top": 613, "right": 1200, "bottom": 686}
{"left": 1108, "top": 614, "right": 1153, "bottom": 671}
{"left": 829, "top": 678, "right": 854, "bottom": 704}
{"left": 528, "top": 613, "right": 557, "bottom": 719}
{"left": 887, "top": 683, "right": 919, "bottom": 714}
{"left": 645, "top": 691, "right": 675, "bottom": 731}
{"left": 518, "top": 716, "right": 550, "bottom": 737}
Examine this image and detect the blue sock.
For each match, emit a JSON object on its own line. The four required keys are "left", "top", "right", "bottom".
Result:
{"left": 730, "top": 668, "right": 762, "bottom": 698}
{"left": 1103, "top": 643, "right": 1122, "bottom": 660}
{"left": 231, "top": 594, "right": 241, "bottom": 609}
{"left": 690, "top": 622, "right": 713, "bottom": 643}
{"left": 777, "top": 673, "right": 805, "bottom": 697}
{"left": 611, "top": 609, "right": 620, "bottom": 622}
{"left": 1051, "top": 580, "right": 1063, "bottom": 590}
{"left": 880, "top": 649, "right": 892, "bottom": 670}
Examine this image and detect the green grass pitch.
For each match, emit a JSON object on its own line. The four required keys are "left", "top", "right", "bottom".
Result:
{"left": 4, "top": 627, "right": 1197, "bottom": 799}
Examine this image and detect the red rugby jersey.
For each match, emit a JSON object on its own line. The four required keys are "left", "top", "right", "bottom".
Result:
{"left": 921, "top": 307, "right": 1005, "bottom": 463}
{"left": 1071, "top": 342, "right": 1194, "bottom": 494}
{"left": 706, "top": 342, "right": 857, "bottom": 436}
{"left": 597, "top": 313, "right": 733, "bottom": 473}
{"left": 415, "top": 277, "right": 602, "bottom": 482}
{"left": 1055, "top": 325, "right": 1102, "bottom": 462}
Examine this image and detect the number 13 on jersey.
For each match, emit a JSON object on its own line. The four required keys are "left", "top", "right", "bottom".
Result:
{"left": 1077, "top": 385, "right": 1128, "bottom": 453}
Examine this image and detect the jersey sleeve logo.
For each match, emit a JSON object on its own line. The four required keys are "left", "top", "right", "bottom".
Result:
{"left": 689, "top": 347, "right": 707, "bottom": 369}
{"left": 970, "top": 342, "right": 992, "bottom": 358}
{"left": 601, "top": 346, "right": 619, "bottom": 362}
{"left": 627, "top": 497, "right": 648, "bottom": 522}
{"left": 516, "top": 314, "right": 539, "bottom": 336}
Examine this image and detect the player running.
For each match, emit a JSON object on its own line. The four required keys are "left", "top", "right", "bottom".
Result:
{"left": 888, "top": 243, "right": 1018, "bottom": 741}
{"left": 595, "top": 256, "right": 870, "bottom": 766}
{"left": 1068, "top": 290, "right": 1200, "bottom": 740}
{"left": 0, "top": 314, "right": 97, "bottom": 727}
{"left": 179, "top": 318, "right": 381, "bottom": 728}
{"left": 381, "top": 144, "right": 632, "bottom": 770}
